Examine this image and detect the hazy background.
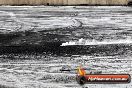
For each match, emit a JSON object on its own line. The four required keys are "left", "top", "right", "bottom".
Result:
{"left": 0, "top": 0, "right": 128, "bottom": 5}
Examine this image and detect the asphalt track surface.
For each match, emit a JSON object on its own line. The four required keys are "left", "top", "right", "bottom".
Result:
{"left": 0, "top": 6, "right": 131, "bottom": 88}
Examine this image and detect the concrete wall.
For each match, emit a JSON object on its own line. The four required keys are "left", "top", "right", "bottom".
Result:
{"left": 0, "top": 0, "right": 129, "bottom": 5}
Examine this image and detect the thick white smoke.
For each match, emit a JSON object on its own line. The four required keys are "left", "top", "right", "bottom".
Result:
{"left": 61, "top": 38, "right": 132, "bottom": 46}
